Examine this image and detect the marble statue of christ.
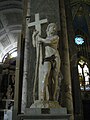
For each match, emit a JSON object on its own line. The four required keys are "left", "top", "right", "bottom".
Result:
{"left": 32, "top": 23, "right": 61, "bottom": 101}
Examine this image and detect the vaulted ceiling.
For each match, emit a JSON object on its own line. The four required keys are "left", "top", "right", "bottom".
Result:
{"left": 0, "top": 0, "right": 90, "bottom": 62}
{"left": 0, "top": 0, "right": 22, "bottom": 62}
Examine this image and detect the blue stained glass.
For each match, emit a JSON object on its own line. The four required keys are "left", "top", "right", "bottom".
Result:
{"left": 75, "top": 36, "right": 84, "bottom": 45}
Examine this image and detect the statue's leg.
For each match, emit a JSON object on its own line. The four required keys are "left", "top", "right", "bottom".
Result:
{"left": 53, "top": 70, "right": 58, "bottom": 100}
{"left": 53, "top": 57, "right": 60, "bottom": 100}
{"left": 43, "top": 62, "right": 51, "bottom": 100}
{"left": 48, "top": 64, "right": 54, "bottom": 101}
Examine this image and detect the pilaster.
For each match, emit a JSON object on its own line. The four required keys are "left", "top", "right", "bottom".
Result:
{"left": 59, "top": 0, "right": 74, "bottom": 119}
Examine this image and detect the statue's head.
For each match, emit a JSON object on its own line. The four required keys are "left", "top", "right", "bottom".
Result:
{"left": 46, "top": 23, "right": 57, "bottom": 36}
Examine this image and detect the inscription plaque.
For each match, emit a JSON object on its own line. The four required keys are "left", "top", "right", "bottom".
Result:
{"left": 41, "top": 108, "right": 50, "bottom": 114}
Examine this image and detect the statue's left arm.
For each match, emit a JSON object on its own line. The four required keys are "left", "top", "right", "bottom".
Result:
{"left": 38, "top": 35, "right": 59, "bottom": 46}
{"left": 32, "top": 30, "right": 39, "bottom": 47}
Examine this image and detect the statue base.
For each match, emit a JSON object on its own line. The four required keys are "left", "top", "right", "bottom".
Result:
{"left": 15, "top": 101, "right": 71, "bottom": 120}
{"left": 30, "top": 100, "right": 61, "bottom": 108}
{"left": 18, "top": 107, "right": 71, "bottom": 120}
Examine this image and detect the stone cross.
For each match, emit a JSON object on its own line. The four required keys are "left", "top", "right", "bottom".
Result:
{"left": 28, "top": 13, "right": 47, "bottom": 101}
{"left": 28, "top": 13, "right": 47, "bottom": 34}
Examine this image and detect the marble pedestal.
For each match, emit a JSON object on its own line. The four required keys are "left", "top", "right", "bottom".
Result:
{"left": 17, "top": 101, "right": 71, "bottom": 120}
{"left": 18, "top": 107, "right": 71, "bottom": 120}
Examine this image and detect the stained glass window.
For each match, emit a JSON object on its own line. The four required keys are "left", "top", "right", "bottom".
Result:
{"left": 75, "top": 35, "right": 84, "bottom": 45}
{"left": 78, "top": 59, "right": 90, "bottom": 91}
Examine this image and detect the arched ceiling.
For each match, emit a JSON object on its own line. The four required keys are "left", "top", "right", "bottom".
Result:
{"left": 0, "top": 0, "right": 22, "bottom": 62}
{"left": 0, "top": 0, "right": 90, "bottom": 62}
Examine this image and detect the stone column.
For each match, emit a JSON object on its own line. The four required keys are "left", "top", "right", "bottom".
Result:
{"left": 59, "top": 0, "right": 74, "bottom": 120}
{"left": 0, "top": 64, "right": 2, "bottom": 100}
{"left": 64, "top": 1, "right": 84, "bottom": 119}
{"left": 84, "top": 9, "right": 90, "bottom": 36}
{"left": 13, "top": 0, "right": 28, "bottom": 118}
{"left": 84, "top": 9, "right": 90, "bottom": 48}
{"left": 21, "top": 0, "right": 30, "bottom": 113}
{"left": 0, "top": 64, "right": 2, "bottom": 87}
{"left": 13, "top": 33, "right": 23, "bottom": 114}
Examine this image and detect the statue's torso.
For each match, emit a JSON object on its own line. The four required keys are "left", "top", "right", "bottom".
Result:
{"left": 45, "top": 35, "right": 59, "bottom": 58}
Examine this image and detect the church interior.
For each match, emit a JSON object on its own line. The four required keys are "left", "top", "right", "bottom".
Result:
{"left": 0, "top": 0, "right": 90, "bottom": 120}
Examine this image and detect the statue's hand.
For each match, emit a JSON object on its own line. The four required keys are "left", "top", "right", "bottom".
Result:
{"left": 38, "top": 40, "right": 42, "bottom": 44}
{"left": 37, "top": 36, "right": 43, "bottom": 44}
{"left": 32, "top": 29, "right": 39, "bottom": 38}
